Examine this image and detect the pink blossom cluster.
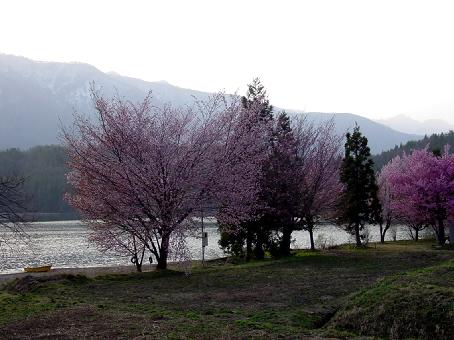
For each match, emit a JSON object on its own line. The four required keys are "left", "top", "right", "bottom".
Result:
{"left": 380, "top": 145, "right": 454, "bottom": 244}
{"left": 60, "top": 89, "right": 271, "bottom": 270}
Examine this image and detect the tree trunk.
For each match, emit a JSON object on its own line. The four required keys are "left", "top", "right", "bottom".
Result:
{"left": 156, "top": 232, "right": 170, "bottom": 270}
{"left": 246, "top": 229, "right": 253, "bottom": 262}
{"left": 131, "top": 253, "right": 143, "bottom": 272}
{"left": 254, "top": 228, "right": 265, "bottom": 260}
{"left": 156, "top": 251, "right": 168, "bottom": 270}
{"left": 436, "top": 219, "right": 446, "bottom": 245}
{"left": 308, "top": 224, "right": 315, "bottom": 250}
{"left": 281, "top": 226, "right": 292, "bottom": 256}
{"left": 379, "top": 223, "right": 385, "bottom": 243}
{"left": 132, "top": 237, "right": 145, "bottom": 272}
{"left": 355, "top": 221, "right": 362, "bottom": 247}
{"left": 380, "top": 219, "right": 391, "bottom": 243}
{"left": 449, "top": 220, "right": 454, "bottom": 243}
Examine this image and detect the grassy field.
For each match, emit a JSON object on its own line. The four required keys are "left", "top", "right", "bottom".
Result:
{"left": 1, "top": 239, "right": 453, "bottom": 339}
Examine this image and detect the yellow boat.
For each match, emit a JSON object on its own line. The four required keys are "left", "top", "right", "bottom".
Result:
{"left": 24, "top": 265, "right": 52, "bottom": 272}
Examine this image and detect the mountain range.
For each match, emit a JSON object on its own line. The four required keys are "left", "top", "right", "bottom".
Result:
{"left": 374, "top": 114, "right": 454, "bottom": 136}
{"left": 0, "top": 53, "right": 436, "bottom": 154}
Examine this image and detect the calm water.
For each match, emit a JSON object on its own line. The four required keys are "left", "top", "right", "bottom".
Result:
{"left": 1, "top": 220, "right": 409, "bottom": 274}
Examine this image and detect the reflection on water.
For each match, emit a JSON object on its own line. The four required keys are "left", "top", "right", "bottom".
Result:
{"left": 1, "top": 220, "right": 408, "bottom": 274}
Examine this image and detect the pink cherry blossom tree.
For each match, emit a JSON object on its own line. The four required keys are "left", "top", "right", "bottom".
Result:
{"left": 376, "top": 169, "right": 396, "bottom": 242}
{"left": 296, "top": 118, "right": 344, "bottom": 250}
{"left": 60, "top": 87, "right": 270, "bottom": 270}
{"left": 262, "top": 115, "right": 343, "bottom": 254}
{"left": 378, "top": 156, "right": 428, "bottom": 241}
{"left": 381, "top": 145, "right": 454, "bottom": 245}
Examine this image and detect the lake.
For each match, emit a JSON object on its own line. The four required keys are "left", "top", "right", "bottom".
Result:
{"left": 0, "top": 220, "right": 411, "bottom": 274}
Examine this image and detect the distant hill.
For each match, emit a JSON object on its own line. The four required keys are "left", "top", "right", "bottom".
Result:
{"left": 286, "top": 111, "right": 422, "bottom": 154}
{"left": 374, "top": 114, "right": 454, "bottom": 136}
{"left": 373, "top": 130, "right": 454, "bottom": 170}
{"left": 0, "top": 53, "right": 422, "bottom": 154}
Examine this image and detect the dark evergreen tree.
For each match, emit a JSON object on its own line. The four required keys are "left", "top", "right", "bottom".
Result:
{"left": 338, "top": 125, "right": 381, "bottom": 247}
{"left": 219, "top": 78, "right": 278, "bottom": 261}
{"left": 242, "top": 77, "right": 274, "bottom": 123}
{"left": 263, "top": 111, "right": 297, "bottom": 256}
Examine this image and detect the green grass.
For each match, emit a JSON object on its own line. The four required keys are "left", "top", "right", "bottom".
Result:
{"left": 0, "top": 241, "right": 453, "bottom": 339}
{"left": 326, "top": 259, "right": 454, "bottom": 340}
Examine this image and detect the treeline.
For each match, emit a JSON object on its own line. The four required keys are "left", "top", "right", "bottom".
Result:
{"left": 373, "top": 130, "right": 454, "bottom": 169}
{"left": 1, "top": 131, "right": 453, "bottom": 217}
{"left": 0, "top": 145, "right": 76, "bottom": 215}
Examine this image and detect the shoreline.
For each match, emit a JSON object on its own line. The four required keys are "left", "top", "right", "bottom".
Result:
{"left": 0, "top": 264, "right": 155, "bottom": 286}
{"left": 0, "top": 258, "right": 216, "bottom": 286}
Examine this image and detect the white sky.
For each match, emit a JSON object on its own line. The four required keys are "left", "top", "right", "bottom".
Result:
{"left": 2, "top": 0, "right": 454, "bottom": 124}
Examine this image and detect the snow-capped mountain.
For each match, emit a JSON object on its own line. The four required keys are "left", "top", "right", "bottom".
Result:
{"left": 0, "top": 53, "right": 422, "bottom": 154}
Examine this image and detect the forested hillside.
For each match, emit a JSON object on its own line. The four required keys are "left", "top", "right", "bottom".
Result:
{"left": 373, "top": 130, "right": 454, "bottom": 170}
{"left": 0, "top": 145, "right": 76, "bottom": 217}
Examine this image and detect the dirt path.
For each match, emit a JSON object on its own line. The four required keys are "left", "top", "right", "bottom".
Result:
{"left": 0, "top": 264, "right": 155, "bottom": 286}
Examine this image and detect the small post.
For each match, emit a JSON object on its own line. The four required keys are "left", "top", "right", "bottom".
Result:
{"left": 202, "top": 231, "right": 208, "bottom": 267}
{"left": 201, "top": 212, "right": 208, "bottom": 267}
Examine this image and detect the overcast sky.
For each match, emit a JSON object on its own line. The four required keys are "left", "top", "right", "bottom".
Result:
{"left": 2, "top": 0, "right": 454, "bottom": 124}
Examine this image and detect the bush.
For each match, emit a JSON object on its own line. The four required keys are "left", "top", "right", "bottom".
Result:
{"left": 218, "top": 231, "right": 246, "bottom": 257}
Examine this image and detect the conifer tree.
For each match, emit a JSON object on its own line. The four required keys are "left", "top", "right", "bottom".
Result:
{"left": 241, "top": 78, "right": 275, "bottom": 260}
{"left": 219, "top": 78, "right": 277, "bottom": 260}
{"left": 338, "top": 125, "right": 381, "bottom": 247}
{"left": 242, "top": 78, "right": 274, "bottom": 123}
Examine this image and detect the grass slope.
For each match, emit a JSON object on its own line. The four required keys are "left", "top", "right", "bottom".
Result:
{"left": 326, "top": 258, "right": 454, "bottom": 339}
{"left": 0, "top": 240, "right": 453, "bottom": 339}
